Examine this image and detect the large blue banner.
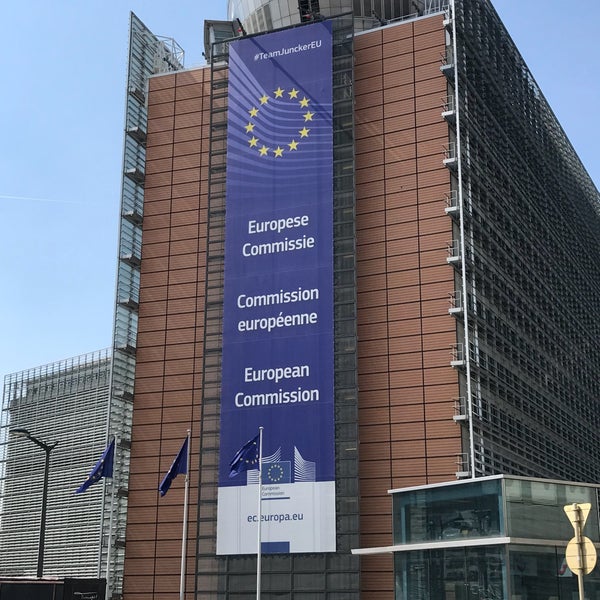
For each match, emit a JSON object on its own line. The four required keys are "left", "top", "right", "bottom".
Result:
{"left": 217, "top": 21, "right": 335, "bottom": 555}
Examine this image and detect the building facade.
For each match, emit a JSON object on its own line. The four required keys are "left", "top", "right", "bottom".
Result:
{"left": 104, "top": 13, "right": 186, "bottom": 597}
{"left": 0, "top": 350, "right": 112, "bottom": 579}
{"left": 121, "top": 0, "right": 600, "bottom": 598}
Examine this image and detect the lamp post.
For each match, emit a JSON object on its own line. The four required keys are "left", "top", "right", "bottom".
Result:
{"left": 10, "top": 428, "right": 58, "bottom": 579}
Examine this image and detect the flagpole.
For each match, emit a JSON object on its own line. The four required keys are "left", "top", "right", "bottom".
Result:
{"left": 105, "top": 437, "right": 116, "bottom": 597}
{"left": 256, "top": 426, "right": 263, "bottom": 600}
{"left": 179, "top": 430, "right": 191, "bottom": 600}
{"left": 105, "top": 472, "right": 115, "bottom": 594}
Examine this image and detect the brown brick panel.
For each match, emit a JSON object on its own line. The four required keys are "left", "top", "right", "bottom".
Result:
{"left": 419, "top": 200, "right": 446, "bottom": 221}
{"left": 357, "top": 272, "right": 387, "bottom": 292}
{"left": 173, "top": 111, "right": 202, "bottom": 129}
{"left": 146, "top": 102, "right": 176, "bottom": 120}
{"left": 146, "top": 115, "right": 175, "bottom": 135}
{"left": 174, "top": 97, "right": 205, "bottom": 115}
{"left": 147, "top": 131, "right": 175, "bottom": 148}
{"left": 146, "top": 154, "right": 173, "bottom": 172}
{"left": 143, "top": 183, "right": 174, "bottom": 202}
{"left": 145, "top": 170, "right": 173, "bottom": 188}
{"left": 148, "top": 73, "right": 176, "bottom": 91}
{"left": 384, "top": 237, "right": 419, "bottom": 257}
{"left": 354, "top": 41, "right": 383, "bottom": 62}
{"left": 174, "top": 125, "right": 204, "bottom": 143}
{"left": 356, "top": 163, "right": 384, "bottom": 184}
{"left": 388, "top": 280, "right": 422, "bottom": 304}
{"left": 143, "top": 213, "right": 172, "bottom": 232}
{"left": 355, "top": 16, "right": 459, "bottom": 597}
{"left": 355, "top": 58, "right": 383, "bottom": 80}
{"left": 383, "top": 67, "right": 415, "bottom": 90}
{"left": 356, "top": 211, "right": 386, "bottom": 232}
{"left": 382, "top": 34, "right": 415, "bottom": 58}
{"left": 123, "top": 67, "right": 210, "bottom": 600}
{"left": 357, "top": 305, "right": 387, "bottom": 326}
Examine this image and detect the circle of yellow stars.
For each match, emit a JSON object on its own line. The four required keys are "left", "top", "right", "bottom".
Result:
{"left": 266, "top": 463, "right": 286, "bottom": 482}
{"left": 245, "top": 86, "right": 315, "bottom": 158}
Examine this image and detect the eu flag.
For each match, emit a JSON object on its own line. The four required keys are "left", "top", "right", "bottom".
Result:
{"left": 229, "top": 434, "right": 260, "bottom": 478}
{"left": 75, "top": 438, "right": 115, "bottom": 494}
{"left": 159, "top": 437, "right": 189, "bottom": 497}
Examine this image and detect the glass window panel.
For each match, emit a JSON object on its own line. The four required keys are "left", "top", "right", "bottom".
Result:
{"left": 335, "top": 369, "right": 356, "bottom": 388}
{"left": 393, "top": 479, "right": 503, "bottom": 544}
{"left": 262, "top": 572, "right": 290, "bottom": 590}
{"left": 396, "top": 547, "right": 507, "bottom": 600}
{"left": 293, "top": 572, "right": 325, "bottom": 590}
{"left": 510, "top": 547, "right": 563, "bottom": 600}
{"left": 506, "top": 480, "right": 598, "bottom": 540}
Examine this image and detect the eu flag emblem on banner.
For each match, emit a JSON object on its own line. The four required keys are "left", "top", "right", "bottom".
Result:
{"left": 159, "top": 436, "right": 189, "bottom": 497}
{"left": 75, "top": 438, "right": 115, "bottom": 494}
{"left": 262, "top": 462, "right": 291, "bottom": 484}
{"left": 229, "top": 434, "right": 260, "bottom": 478}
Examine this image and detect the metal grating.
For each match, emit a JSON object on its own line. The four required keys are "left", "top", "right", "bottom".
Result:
{"left": 444, "top": 0, "right": 600, "bottom": 481}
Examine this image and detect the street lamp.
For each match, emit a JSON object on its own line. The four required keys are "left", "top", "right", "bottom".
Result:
{"left": 10, "top": 427, "right": 59, "bottom": 579}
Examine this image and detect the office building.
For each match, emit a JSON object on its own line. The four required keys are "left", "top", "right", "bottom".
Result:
{"left": 0, "top": 350, "right": 112, "bottom": 579}
{"left": 120, "top": 0, "right": 600, "bottom": 597}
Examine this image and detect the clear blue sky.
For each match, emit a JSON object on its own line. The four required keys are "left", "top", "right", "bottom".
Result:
{"left": 1, "top": 1, "right": 598, "bottom": 382}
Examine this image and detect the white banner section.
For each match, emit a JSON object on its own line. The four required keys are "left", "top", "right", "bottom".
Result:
{"left": 216, "top": 481, "right": 336, "bottom": 555}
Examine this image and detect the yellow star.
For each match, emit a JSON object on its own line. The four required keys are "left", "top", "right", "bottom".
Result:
{"left": 299, "top": 96, "right": 310, "bottom": 107}
{"left": 245, "top": 122, "right": 255, "bottom": 133}
{"left": 259, "top": 94, "right": 269, "bottom": 105}
{"left": 249, "top": 107, "right": 259, "bottom": 117}
{"left": 289, "top": 88, "right": 299, "bottom": 99}
{"left": 303, "top": 111, "right": 314, "bottom": 122}
{"left": 259, "top": 145, "right": 269, "bottom": 156}
{"left": 274, "top": 87, "right": 284, "bottom": 98}
{"left": 299, "top": 127, "right": 310, "bottom": 138}
{"left": 273, "top": 146, "right": 284, "bottom": 157}
{"left": 248, "top": 136, "right": 259, "bottom": 147}
{"left": 288, "top": 139, "right": 299, "bottom": 150}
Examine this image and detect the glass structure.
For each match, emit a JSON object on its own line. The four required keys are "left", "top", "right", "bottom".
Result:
{"left": 227, "top": 0, "right": 448, "bottom": 34}
{"left": 0, "top": 351, "right": 111, "bottom": 578}
{"left": 384, "top": 475, "right": 600, "bottom": 599}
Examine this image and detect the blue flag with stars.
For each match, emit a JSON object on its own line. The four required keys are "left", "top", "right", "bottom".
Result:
{"left": 159, "top": 436, "right": 189, "bottom": 496}
{"left": 229, "top": 434, "right": 260, "bottom": 478}
{"left": 262, "top": 461, "right": 291, "bottom": 484}
{"left": 75, "top": 438, "right": 115, "bottom": 494}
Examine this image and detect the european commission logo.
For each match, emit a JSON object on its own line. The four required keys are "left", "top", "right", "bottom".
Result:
{"left": 263, "top": 461, "right": 292, "bottom": 484}
{"left": 244, "top": 86, "right": 315, "bottom": 159}
{"left": 246, "top": 447, "right": 316, "bottom": 485}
